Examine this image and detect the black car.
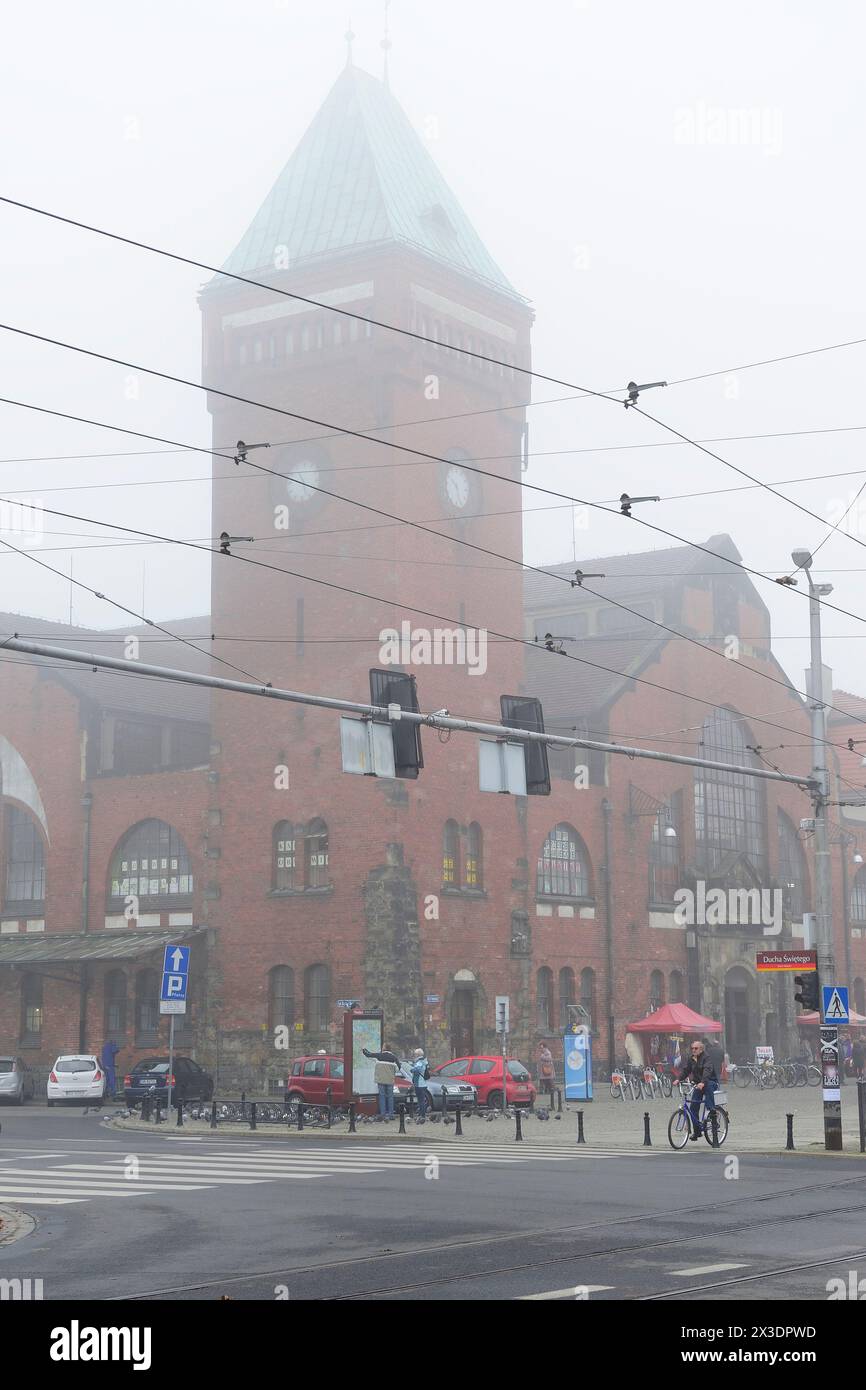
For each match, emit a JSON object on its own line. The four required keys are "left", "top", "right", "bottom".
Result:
{"left": 123, "top": 1056, "right": 214, "bottom": 1108}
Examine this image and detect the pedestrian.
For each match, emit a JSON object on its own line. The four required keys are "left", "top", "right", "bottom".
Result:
{"left": 363, "top": 1045, "right": 399, "bottom": 1120}
{"left": 100, "top": 1037, "right": 120, "bottom": 1100}
{"left": 852, "top": 1038, "right": 865, "bottom": 1079}
{"left": 703, "top": 1033, "right": 724, "bottom": 1077}
{"left": 410, "top": 1047, "right": 430, "bottom": 1121}
{"left": 537, "top": 1042, "right": 555, "bottom": 1097}
{"left": 843, "top": 1036, "right": 854, "bottom": 1076}
{"left": 677, "top": 1039, "right": 719, "bottom": 1140}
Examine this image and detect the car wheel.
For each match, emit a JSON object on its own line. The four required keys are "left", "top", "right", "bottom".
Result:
{"left": 487, "top": 1090, "right": 504, "bottom": 1110}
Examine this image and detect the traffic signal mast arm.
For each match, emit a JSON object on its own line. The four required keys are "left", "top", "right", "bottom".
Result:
{"left": 4, "top": 635, "right": 816, "bottom": 791}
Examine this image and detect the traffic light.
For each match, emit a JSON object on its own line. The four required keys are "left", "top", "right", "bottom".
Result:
{"left": 500, "top": 695, "right": 551, "bottom": 795}
{"left": 794, "top": 971, "right": 821, "bottom": 1011}
{"left": 369, "top": 669, "right": 424, "bottom": 779}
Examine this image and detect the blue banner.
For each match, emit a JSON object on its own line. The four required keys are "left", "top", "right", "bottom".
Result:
{"left": 563, "top": 1027, "right": 592, "bottom": 1100}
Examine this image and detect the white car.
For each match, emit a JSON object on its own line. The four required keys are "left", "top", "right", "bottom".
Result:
{"left": 47, "top": 1055, "right": 106, "bottom": 1107}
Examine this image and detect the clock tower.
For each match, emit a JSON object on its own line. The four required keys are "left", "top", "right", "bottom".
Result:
{"left": 199, "top": 62, "right": 534, "bottom": 1068}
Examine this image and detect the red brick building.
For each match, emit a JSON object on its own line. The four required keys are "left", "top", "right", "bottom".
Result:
{"left": 2, "top": 63, "right": 864, "bottom": 1089}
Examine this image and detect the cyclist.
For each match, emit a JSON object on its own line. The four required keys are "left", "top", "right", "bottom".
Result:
{"left": 677, "top": 1039, "right": 719, "bottom": 1140}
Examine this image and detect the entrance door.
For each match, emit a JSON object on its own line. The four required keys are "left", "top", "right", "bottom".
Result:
{"left": 450, "top": 990, "right": 475, "bottom": 1057}
{"left": 724, "top": 983, "right": 752, "bottom": 1058}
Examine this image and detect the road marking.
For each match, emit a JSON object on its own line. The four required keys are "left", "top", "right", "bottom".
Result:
{"left": 518, "top": 1285, "right": 614, "bottom": 1300}
{"left": 670, "top": 1262, "right": 750, "bottom": 1277}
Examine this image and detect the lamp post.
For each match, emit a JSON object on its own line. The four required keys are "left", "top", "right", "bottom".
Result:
{"left": 792, "top": 548, "right": 841, "bottom": 1150}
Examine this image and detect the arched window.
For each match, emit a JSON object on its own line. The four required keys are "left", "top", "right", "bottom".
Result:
{"left": 304, "top": 964, "right": 330, "bottom": 1032}
{"left": 301, "top": 324, "right": 311, "bottom": 351}
{"left": 851, "top": 868, "right": 866, "bottom": 925}
{"left": 273, "top": 822, "right": 296, "bottom": 891}
{"left": 650, "top": 970, "right": 665, "bottom": 1012}
{"left": 4, "top": 805, "right": 45, "bottom": 906}
{"left": 20, "top": 972, "right": 42, "bottom": 1045}
{"left": 464, "top": 823, "right": 482, "bottom": 889}
{"left": 536, "top": 967, "right": 553, "bottom": 1031}
{"left": 253, "top": 338, "right": 263, "bottom": 363}
{"left": 269, "top": 966, "right": 295, "bottom": 1032}
{"left": 580, "top": 967, "right": 596, "bottom": 1030}
{"left": 694, "top": 709, "right": 766, "bottom": 875}
{"left": 238, "top": 341, "right": 248, "bottom": 366}
{"left": 305, "top": 819, "right": 329, "bottom": 890}
{"left": 778, "top": 810, "right": 809, "bottom": 919}
{"left": 648, "top": 796, "right": 681, "bottom": 904}
{"left": 333, "top": 321, "right": 342, "bottom": 346}
{"left": 135, "top": 969, "right": 159, "bottom": 1040}
{"left": 537, "top": 824, "right": 590, "bottom": 898}
{"left": 108, "top": 820, "right": 193, "bottom": 906}
{"left": 104, "top": 970, "right": 127, "bottom": 1037}
{"left": 559, "top": 967, "right": 575, "bottom": 1029}
{"left": 669, "top": 969, "right": 684, "bottom": 1004}
{"left": 442, "top": 820, "right": 460, "bottom": 886}
{"left": 854, "top": 977, "right": 865, "bottom": 1016}
{"left": 285, "top": 328, "right": 294, "bottom": 355}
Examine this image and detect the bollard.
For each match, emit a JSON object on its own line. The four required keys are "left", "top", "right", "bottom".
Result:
{"left": 556, "top": 1088, "right": 563, "bottom": 1114}
{"left": 250, "top": 1101, "right": 257, "bottom": 1131}
{"left": 348, "top": 1102, "right": 356, "bottom": 1133}
{"left": 642, "top": 1111, "right": 651, "bottom": 1146}
{"left": 709, "top": 1107, "right": 719, "bottom": 1148}
{"left": 398, "top": 1104, "right": 406, "bottom": 1134}
{"left": 155, "top": 1100, "right": 163, "bottom": 1125}
{"left": 141, "top": 1095, "right": 151, "bottom": 1123}
{"left": 786, "top": 1112, "right": 795, "bottom": 1151}
{"left": 858, "top": 1080, "right": 866, "bottom": 1154}
{"left": 240, "top": 1090, "right": 246, "bottom": 1120}
{"left": 326, "top": 1086, "right": 332, "bottom": 1130}
{"left": 515, "top": 1108, "right": 523, "bottom": 1142}
{"left": 455, "top": 1104, "right": 463, "bottom": 1136}
{"left": 577, "top": 1109, "right": 586, "bottom": 1144}
{"left": 297, "top": 1101, "right": 304, "bottom": 1131}
{"left": 176, "top": 1099, "right": 184, "bottom": 1128}
{"left": 210, "top": 1100, "right": 217, "bottom": 1130}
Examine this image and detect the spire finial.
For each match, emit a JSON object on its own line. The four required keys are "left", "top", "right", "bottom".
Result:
{"left": 344, "top": 21, "right": 355, "bottom": 67}
{"left": 380, "top": 0, "right": 392, "bottom": 88}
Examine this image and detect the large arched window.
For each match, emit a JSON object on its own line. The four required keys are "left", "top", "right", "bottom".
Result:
{"left": 104, "top": 970, "right": 127, "bottom": 1037}
{"left": 304, "top": 964, "right": 330, "bottom": 1032}
{"left": 305, "top": 820, "right": 329, "bottom": 890}
{"left": 559, "top": 967, "right": 575, "bottom": 1029}
{"left": 108, "top": 820, "right": 193, "bottom": 906}
{"left": 536, "top": 967, "right": 553, "bottom": 1030}
{"left": 694, "top": 709, "right": 766, "bottom": 875}
{"left": 669, "top": 969, "right": 684, "bottom": 1004}
{"left": 464, "top": 823, "right": 482, "bottom": 889}
{"left": 19, "top": 972, "right": 42, "bottom": 1045}
{"left": 442, "top": 820, "right": 460, "bottom": 886}
{"left": 269, "top": 966, "right": 295, "bottom": 1032}
{"left": 648, "top": 796, "right": 682, "bottom": 904}
{"left": 135, "top": 969, "right": 159, "bottom": 1041}
{"left": 650, "top": 970, "right": 665, "bottom": 1012}
{"left": 537, "top": 824, "right": 590, "bottom": 898}
{"left": 4, "top": 806, "right": 45, "bottom": 907}
{"left": 777, "top": 811, "right": 809, "bottom": 919}
{"left": 851, "top": 868, "right": 866, "bottom": 925}
{"left": 273, "top": 822, "right": 296, "bottom": 891}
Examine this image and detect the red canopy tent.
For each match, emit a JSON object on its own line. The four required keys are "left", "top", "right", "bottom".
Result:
{"left": 796, "top": 1010, "right": 866, "bottom": 1029}
{"left": 627, "top": 1003, "right": 722, "bottom": 1034}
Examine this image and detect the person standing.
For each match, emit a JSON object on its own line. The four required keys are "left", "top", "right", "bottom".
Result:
{"left": 410, "top": 1047, "right": 430, "bottom": 1120}
{"left": 537, "top": 1042, "right": 555, "bottom": 1097}
{"left": 100, "top": 1037, "right": 120, "bottom": 1100}
{"left": 363, "top": 1045, "right": 399, "bottom": 1120}
{"left": 852, "top": 1037, "right": 865, "bottom": 1079}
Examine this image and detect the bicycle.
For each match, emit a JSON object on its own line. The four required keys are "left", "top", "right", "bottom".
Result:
{"left": 668, "top": 1082, "right": 729, "bottom": 1149}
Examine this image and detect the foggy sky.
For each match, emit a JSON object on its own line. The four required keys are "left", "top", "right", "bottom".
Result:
{"left": 1, "top": 0, "right": 865, "bottom": 729}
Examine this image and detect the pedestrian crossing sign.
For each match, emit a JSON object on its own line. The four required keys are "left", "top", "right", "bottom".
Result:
{"left": 823, "top": 985, "right": 849, "bottom": 1023}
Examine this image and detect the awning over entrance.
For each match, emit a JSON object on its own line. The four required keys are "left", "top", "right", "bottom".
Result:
{"left": 796, "top": 1010, "right": 866, "bottom": 1030}
{"left": 627, "top": 1002, "right": 723, "bottom": 1034}
{"left": 0, "top": 926, "right": 206, "bottom": 966}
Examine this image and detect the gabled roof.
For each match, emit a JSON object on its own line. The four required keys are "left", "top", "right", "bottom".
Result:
{"left": 215, "top": 64, "right": 519, "bottom": 298}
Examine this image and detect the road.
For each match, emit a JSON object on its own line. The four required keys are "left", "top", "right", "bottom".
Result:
{"left": 1, "top": 1104, "right": 865, "bottom": 1301}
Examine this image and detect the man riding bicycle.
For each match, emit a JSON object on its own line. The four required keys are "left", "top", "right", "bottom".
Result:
{"left": 677, "top": 1039, "right": 719, "bottom": 1140}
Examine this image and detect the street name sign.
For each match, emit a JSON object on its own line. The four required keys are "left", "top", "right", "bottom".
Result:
{"left": 755, "top": 950, "right": 817, "bottom": 972}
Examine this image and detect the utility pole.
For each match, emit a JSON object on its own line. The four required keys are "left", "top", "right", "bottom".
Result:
{"left": 793, "top": 547, "right": 842, "bottom": 1151}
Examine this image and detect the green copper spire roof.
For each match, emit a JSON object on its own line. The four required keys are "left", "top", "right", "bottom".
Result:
{"left": 218, "top": 64, "right": 519, "bottom": 298}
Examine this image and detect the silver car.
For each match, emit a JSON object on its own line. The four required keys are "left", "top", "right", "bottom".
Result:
{"left": 396, "top": 1064, "right": 477, "bottom": 1113}
{"left": 0, "top": 1056, "right": 35, "bottom": 1105}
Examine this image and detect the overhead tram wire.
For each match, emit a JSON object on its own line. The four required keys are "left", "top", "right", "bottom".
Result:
{"left": 4, "top": 389, "right": 866, "bottom": 735}
{"left": 3, "top": 194, "right": 865, "bottom": 402}
{"left": 0, "top": 488, "right": 858, "bottom": 762}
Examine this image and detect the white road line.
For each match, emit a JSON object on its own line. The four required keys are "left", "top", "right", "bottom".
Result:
{"left": 0, "top": 1183, "right": 211, "bottom": 1197}
{"left": 517, "top": 1285, "right": 614, "bottom": 1300}
{"left": 670, "top": 1263, "right": 751, "bottom": 1277}
{"left": 0, "top": 1196, "right": 84, "bottom": 1205}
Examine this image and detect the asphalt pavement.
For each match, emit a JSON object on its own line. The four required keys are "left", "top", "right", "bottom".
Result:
{"left": 1, "top": 1103, "right": 866, "bottom": 1302}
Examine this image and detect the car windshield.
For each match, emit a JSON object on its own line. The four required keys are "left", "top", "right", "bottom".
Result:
{"left": 56, "top": 1059, "right": 96, "bottom": 1073}
{"left": 507, "top": 1062, "right": 530, "bottom": 1080}
{"left": 0, "top": 1061, "right": 14, "bottom": 1072}
{"left": 144, "top": 1064, "right": 172, "bottom": 1075}
{"left": 134, "top": 1059, "right": 167, "bottom": 1073}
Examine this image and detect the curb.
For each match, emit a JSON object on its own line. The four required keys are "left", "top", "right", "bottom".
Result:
{"left": 0, "top": 1203, "right": 37, "bottom": 1247}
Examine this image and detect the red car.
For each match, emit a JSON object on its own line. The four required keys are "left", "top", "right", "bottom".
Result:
{"left": 431, "top": 1056, "right": 537, "bottom": 1109}
{"left": 286, "top": 1055, "right": 413, "bottom": 1113}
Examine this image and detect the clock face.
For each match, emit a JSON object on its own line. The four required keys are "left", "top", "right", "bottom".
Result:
{"left": 445, "top": 463, "right": 470, "bottom": 509}
{"left": 285, "top": 461, "right": 320, "bottom": 503}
